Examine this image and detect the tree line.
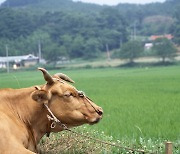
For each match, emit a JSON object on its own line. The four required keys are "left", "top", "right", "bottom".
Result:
{"left": 0, "top": 0, "right": 179, "bottom": 63}
{"left": 0, "top": 7, "right": 127, "bottom": 62}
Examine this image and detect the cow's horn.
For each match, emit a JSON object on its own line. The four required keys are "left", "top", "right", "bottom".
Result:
{"left": 54, "top": 73, "right": 75, "bottom": 83}
{"left": 38, "top": 68, "right": 54, "bottom": 84}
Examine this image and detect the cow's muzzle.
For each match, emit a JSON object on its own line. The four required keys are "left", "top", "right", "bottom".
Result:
{"left": 78, "top": 90, "right": 103, "bottom": 124}
{"left": 96, "top": 107, "right": 103, "bottom": 116}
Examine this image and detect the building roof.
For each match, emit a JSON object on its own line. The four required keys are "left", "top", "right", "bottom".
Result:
{"left": 0, "top": 54, "right": 39, "bottom": 63}
{"left": 150, "top": 34, "right": 173, "bottom": 41}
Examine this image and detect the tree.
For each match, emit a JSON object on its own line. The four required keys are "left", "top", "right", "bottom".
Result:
{"left": 43, "top": 42, "right": 67, "bottom": 64}
{"left": 152, "top": 38, "right": 177, "bottom": 63}
{"left": 172, "top": 5, "right": 180, "bottom": 45}
{"left": 0, "top": 8, "right": 37, "bottom": 40}
{"left": 119, "top": 40, "right": 143, "bottom": 63}
{"left": 99, "top": 8, "right": 128, "bottom": 50}
{"left": 173, "top": 24, "right": 180, "bottom": 45}
{"left": 2, "top": 0, "right": 38, "bottom": 7}
{"left": 141, "top": 15, "right": 174, "bottom": 35}
{"left": 100, "top": 29, "right": 122, "bottom": 50}
{"left": 83, "top": 38, "right": 101, "bottom": 59}
{"left": 70, "top": 35, "right": 85, "bottom": 58}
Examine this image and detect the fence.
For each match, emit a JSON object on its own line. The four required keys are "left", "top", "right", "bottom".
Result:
{"left": 165, "top": 142, "right": 173, "bottom": 154}
{"left": 65, "top": 128, "right": 175, "bottom": 154}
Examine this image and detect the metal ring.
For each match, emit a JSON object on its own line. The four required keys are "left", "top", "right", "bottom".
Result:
{"left": 51, "top": 122, "right": 56, "bottom": 128}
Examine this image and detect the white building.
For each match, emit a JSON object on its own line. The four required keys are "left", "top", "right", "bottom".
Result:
{"left": 144, "top": 43, "right": 153, "bottom": 50}
{"left": 0, "top": 54, "right": 39, "bottom": 69}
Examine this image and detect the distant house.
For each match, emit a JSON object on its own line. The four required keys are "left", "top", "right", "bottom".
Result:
{"left": 0, "top": 54, "right": 39, "bottom": 69}
{"left": 150, "top": 34, "right": 173, "bottom": 41}
{"left": 144, "top": 43, "right": 153, "bottom": 50}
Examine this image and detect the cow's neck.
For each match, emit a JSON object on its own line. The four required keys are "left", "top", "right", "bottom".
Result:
{"left": 4, "top": 87, "right": 50, "bottom": 143}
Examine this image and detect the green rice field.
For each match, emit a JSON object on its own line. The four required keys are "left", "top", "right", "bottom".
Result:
{"left": 0, "top": 66, "right": 180, "bottom": 152}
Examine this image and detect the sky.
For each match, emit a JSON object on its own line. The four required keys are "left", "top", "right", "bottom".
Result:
{"left": 73, "top": 0, "right": 166, "bottom": 5}
{"left": 0, "top": 0, "right": 166, "bottom": 6}
{"left": 0, "top": 0, "right": 5, "bottom": 4}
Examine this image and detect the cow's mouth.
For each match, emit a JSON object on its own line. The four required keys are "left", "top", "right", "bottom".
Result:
{"left": 89, "top": 117, "right": 101, "bottom": 125}
{"left": 83, "top": 112, "right": 102, "bottom": 125}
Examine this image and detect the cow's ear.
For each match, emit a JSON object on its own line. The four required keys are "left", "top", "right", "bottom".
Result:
{"left": 31, "top": 90, "right": 51, "bottom": 104}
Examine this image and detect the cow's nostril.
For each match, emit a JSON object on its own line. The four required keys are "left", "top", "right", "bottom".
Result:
{"left": 97, "top": 109, "right": 103, "bottom": 116}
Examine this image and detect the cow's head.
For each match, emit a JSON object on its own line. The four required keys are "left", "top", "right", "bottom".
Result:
{"left": 32, "top": 68, "right": 103, "bottom": 131}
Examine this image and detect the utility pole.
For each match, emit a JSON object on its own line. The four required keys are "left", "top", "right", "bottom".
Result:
{"left": 5, "top": 45, "right": 9, "bottom": 73}
{"left": 131, "top": 30, "right": 133, "bottom": 41}
{"left": 133, "top": 22, "right": 137, "bottom": 40}
{"left": 120, "top": 37, "right": 122, "bottom": 48}
{"left": 38, "top": 40, "right": 41, "bottom": 63}
{"left": 106, "top": 43, "right": 111, "bottom": 61}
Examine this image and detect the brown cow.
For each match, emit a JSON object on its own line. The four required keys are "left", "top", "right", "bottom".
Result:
{"left": 0, "top": 68, "right": 103, "bottom": 153}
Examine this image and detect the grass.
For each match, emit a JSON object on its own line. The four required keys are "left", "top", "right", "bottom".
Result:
{"left": 67, "top": 67, "right": 180, "bottom": 140}
{"left": 0, "top": 66, "right": 180, "bottom": 153}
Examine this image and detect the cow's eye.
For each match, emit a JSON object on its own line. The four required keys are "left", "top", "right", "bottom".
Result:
{"left": 64, "top": 92, "right": 73, "bottom": 97}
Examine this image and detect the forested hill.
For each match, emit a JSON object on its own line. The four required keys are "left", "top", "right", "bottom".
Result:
{"left": 0, "top": 0, "right": 179, "bottom": 61}
{"left": 116, "top": 0, "right": 179, "bottom": 16}
{"left": 114, "top": 0, "right": 180, "bottom": 35}
{"left": 1, "top": 0, "right": 179, "bottom": 16}
{"left": 0, "top": 0, "right": 104, "bottom": 13}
